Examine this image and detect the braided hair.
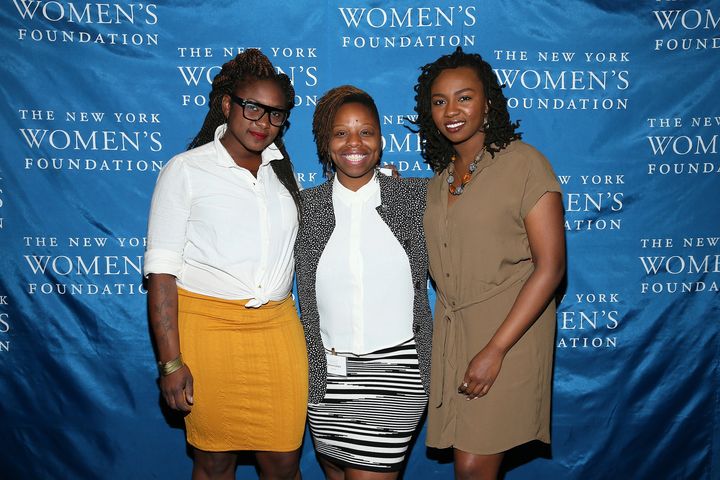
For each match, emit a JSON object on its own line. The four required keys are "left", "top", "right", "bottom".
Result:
{"left": 413, "top": 47, "right": 521, "bottom": 173}
{"left": 188, "top": 49, "right": 301, "bottom": 215}
{"left": 312, "top": 85, "right": 381, "bottom": 178}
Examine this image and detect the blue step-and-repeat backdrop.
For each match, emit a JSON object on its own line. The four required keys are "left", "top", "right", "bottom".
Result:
{"left": 1, "top": 1, "right": 718, "bottom": 478}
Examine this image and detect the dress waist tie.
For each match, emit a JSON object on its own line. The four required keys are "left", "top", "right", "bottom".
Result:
{"left": 432, "top": 266, "right": 533, "bottom": 408}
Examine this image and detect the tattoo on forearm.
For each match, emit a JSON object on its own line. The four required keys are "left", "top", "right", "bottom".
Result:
{"left": 150, "top": 278, "right": 177, "bottom": 349}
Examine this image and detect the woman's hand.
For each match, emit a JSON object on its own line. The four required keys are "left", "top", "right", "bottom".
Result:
{"left": 160, "top": 364, "right": 194, "bottom": 412}
{"left": 147, "top": 273, "right": 192, "bottom": 411}
{"left": 379, "top": 163, "right": 400, "bottom": 178}
{"left": 458, "top": 344, "right": 505, "bottom": 399}
{"left": 457, "top": 192, "right": 565, "bottom": 400}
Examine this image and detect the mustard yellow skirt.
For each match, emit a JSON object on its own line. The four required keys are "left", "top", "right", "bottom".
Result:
{"left": 178, "top": 288, "right": 308, "bottom": 452}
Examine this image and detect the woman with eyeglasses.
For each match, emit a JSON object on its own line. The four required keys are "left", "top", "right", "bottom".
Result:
{"left": 144, "top": 49, "right": 307, "bottom": 480}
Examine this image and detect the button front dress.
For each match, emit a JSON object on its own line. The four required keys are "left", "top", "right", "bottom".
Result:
{"left": 424, "top": 140, "right": 561, "bottom": 454}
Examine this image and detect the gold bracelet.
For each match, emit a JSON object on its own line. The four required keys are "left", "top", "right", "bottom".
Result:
{"left": 157, "top": 354, "right": 184, "bottom": 376}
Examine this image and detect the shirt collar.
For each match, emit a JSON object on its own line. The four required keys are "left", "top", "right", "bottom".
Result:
{"left": 213, "top": 124, "right": 284, "bottom": 168}
{"left": 332, "top": 172, "right": 380, "bottom": 205}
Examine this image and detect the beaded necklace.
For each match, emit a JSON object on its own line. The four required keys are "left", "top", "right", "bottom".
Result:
{"left": 447, "top": 146, "right": 487, "bottom": 195}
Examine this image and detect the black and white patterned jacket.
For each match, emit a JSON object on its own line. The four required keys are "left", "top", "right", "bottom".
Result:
{"left": 295, "top": 173, "right": 433, "bottom": 404}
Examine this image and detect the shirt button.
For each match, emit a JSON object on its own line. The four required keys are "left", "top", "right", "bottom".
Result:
{"left": 443, "top": 243, "right": 447, "bottom": 247}
{"left": 445, "top": 273, "right": 450, "bottom": 278}
{"left": 257, "top": 284, "right": 262, "bottom": 288}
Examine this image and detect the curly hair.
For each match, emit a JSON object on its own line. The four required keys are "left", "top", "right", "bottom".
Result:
{"left": 187, "top": 49, "right": 300, "bottom": 214}
{"left": 413, "top": 47, "right": 521, "bottom": 173}
{"left": 312, "top": 85, "right": 381, "bottom": 178}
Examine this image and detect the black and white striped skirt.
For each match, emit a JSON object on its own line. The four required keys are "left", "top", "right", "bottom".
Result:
{"left": 307, "top": 338, "right": 428, "bottom": 472}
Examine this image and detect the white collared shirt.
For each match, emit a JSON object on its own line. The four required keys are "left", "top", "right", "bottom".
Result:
{"left": 315, "top": 175, "right": 414, "bottom": 354}
{"left": 144, "top": 124, "right": 298, "bottom": 307}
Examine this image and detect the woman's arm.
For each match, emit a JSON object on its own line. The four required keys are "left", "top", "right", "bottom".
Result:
{"left": 460, "top": 191, "right": 566, "bottom": 399}
{"left": 148, "top": 273, "right": 193, "bottom": 411}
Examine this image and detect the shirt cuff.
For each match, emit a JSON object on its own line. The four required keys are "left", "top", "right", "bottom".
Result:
{"left": 143, "top": 248, "right": 183, "bottom": 277}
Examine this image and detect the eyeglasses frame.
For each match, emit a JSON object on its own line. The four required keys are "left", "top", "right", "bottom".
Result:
{"left": 229, "top": 94, "right": 290, "bottom": 127}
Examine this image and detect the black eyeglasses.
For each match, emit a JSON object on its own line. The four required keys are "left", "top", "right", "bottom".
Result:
{"left": 230, "top": 94, "right": 289, "bottom": 127}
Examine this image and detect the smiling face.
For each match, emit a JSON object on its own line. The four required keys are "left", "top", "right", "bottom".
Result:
{"left": 329, "top": 102, "right": 381, "bottom": 191}
{"left": 220, "top": 78, "right": 285, "bottom": 161}
{"left": 430, "top": 66, "right": 488, "bottom": 156}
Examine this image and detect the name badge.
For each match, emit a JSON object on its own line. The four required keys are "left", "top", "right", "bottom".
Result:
{"left": 326, "top": 353, "right": 347, "bottom": 376}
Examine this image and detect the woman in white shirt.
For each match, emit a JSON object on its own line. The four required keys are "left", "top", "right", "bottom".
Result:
{"left": 145, "top": 49, "right": 307, "bottom": 480}
{"left": 295, "top": 85, "right": 433, "bottom": 479}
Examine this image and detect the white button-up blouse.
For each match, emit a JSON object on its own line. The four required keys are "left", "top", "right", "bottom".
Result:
{"left": 144, "top": 124, "right": 298, "bottom": 307}
{"left": 315, "top": 175, "right": 414, "bottom": 354}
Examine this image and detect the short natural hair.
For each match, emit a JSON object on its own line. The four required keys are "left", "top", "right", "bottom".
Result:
{"left": 312, "top": 85, "right": 381, "bottom": 178}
